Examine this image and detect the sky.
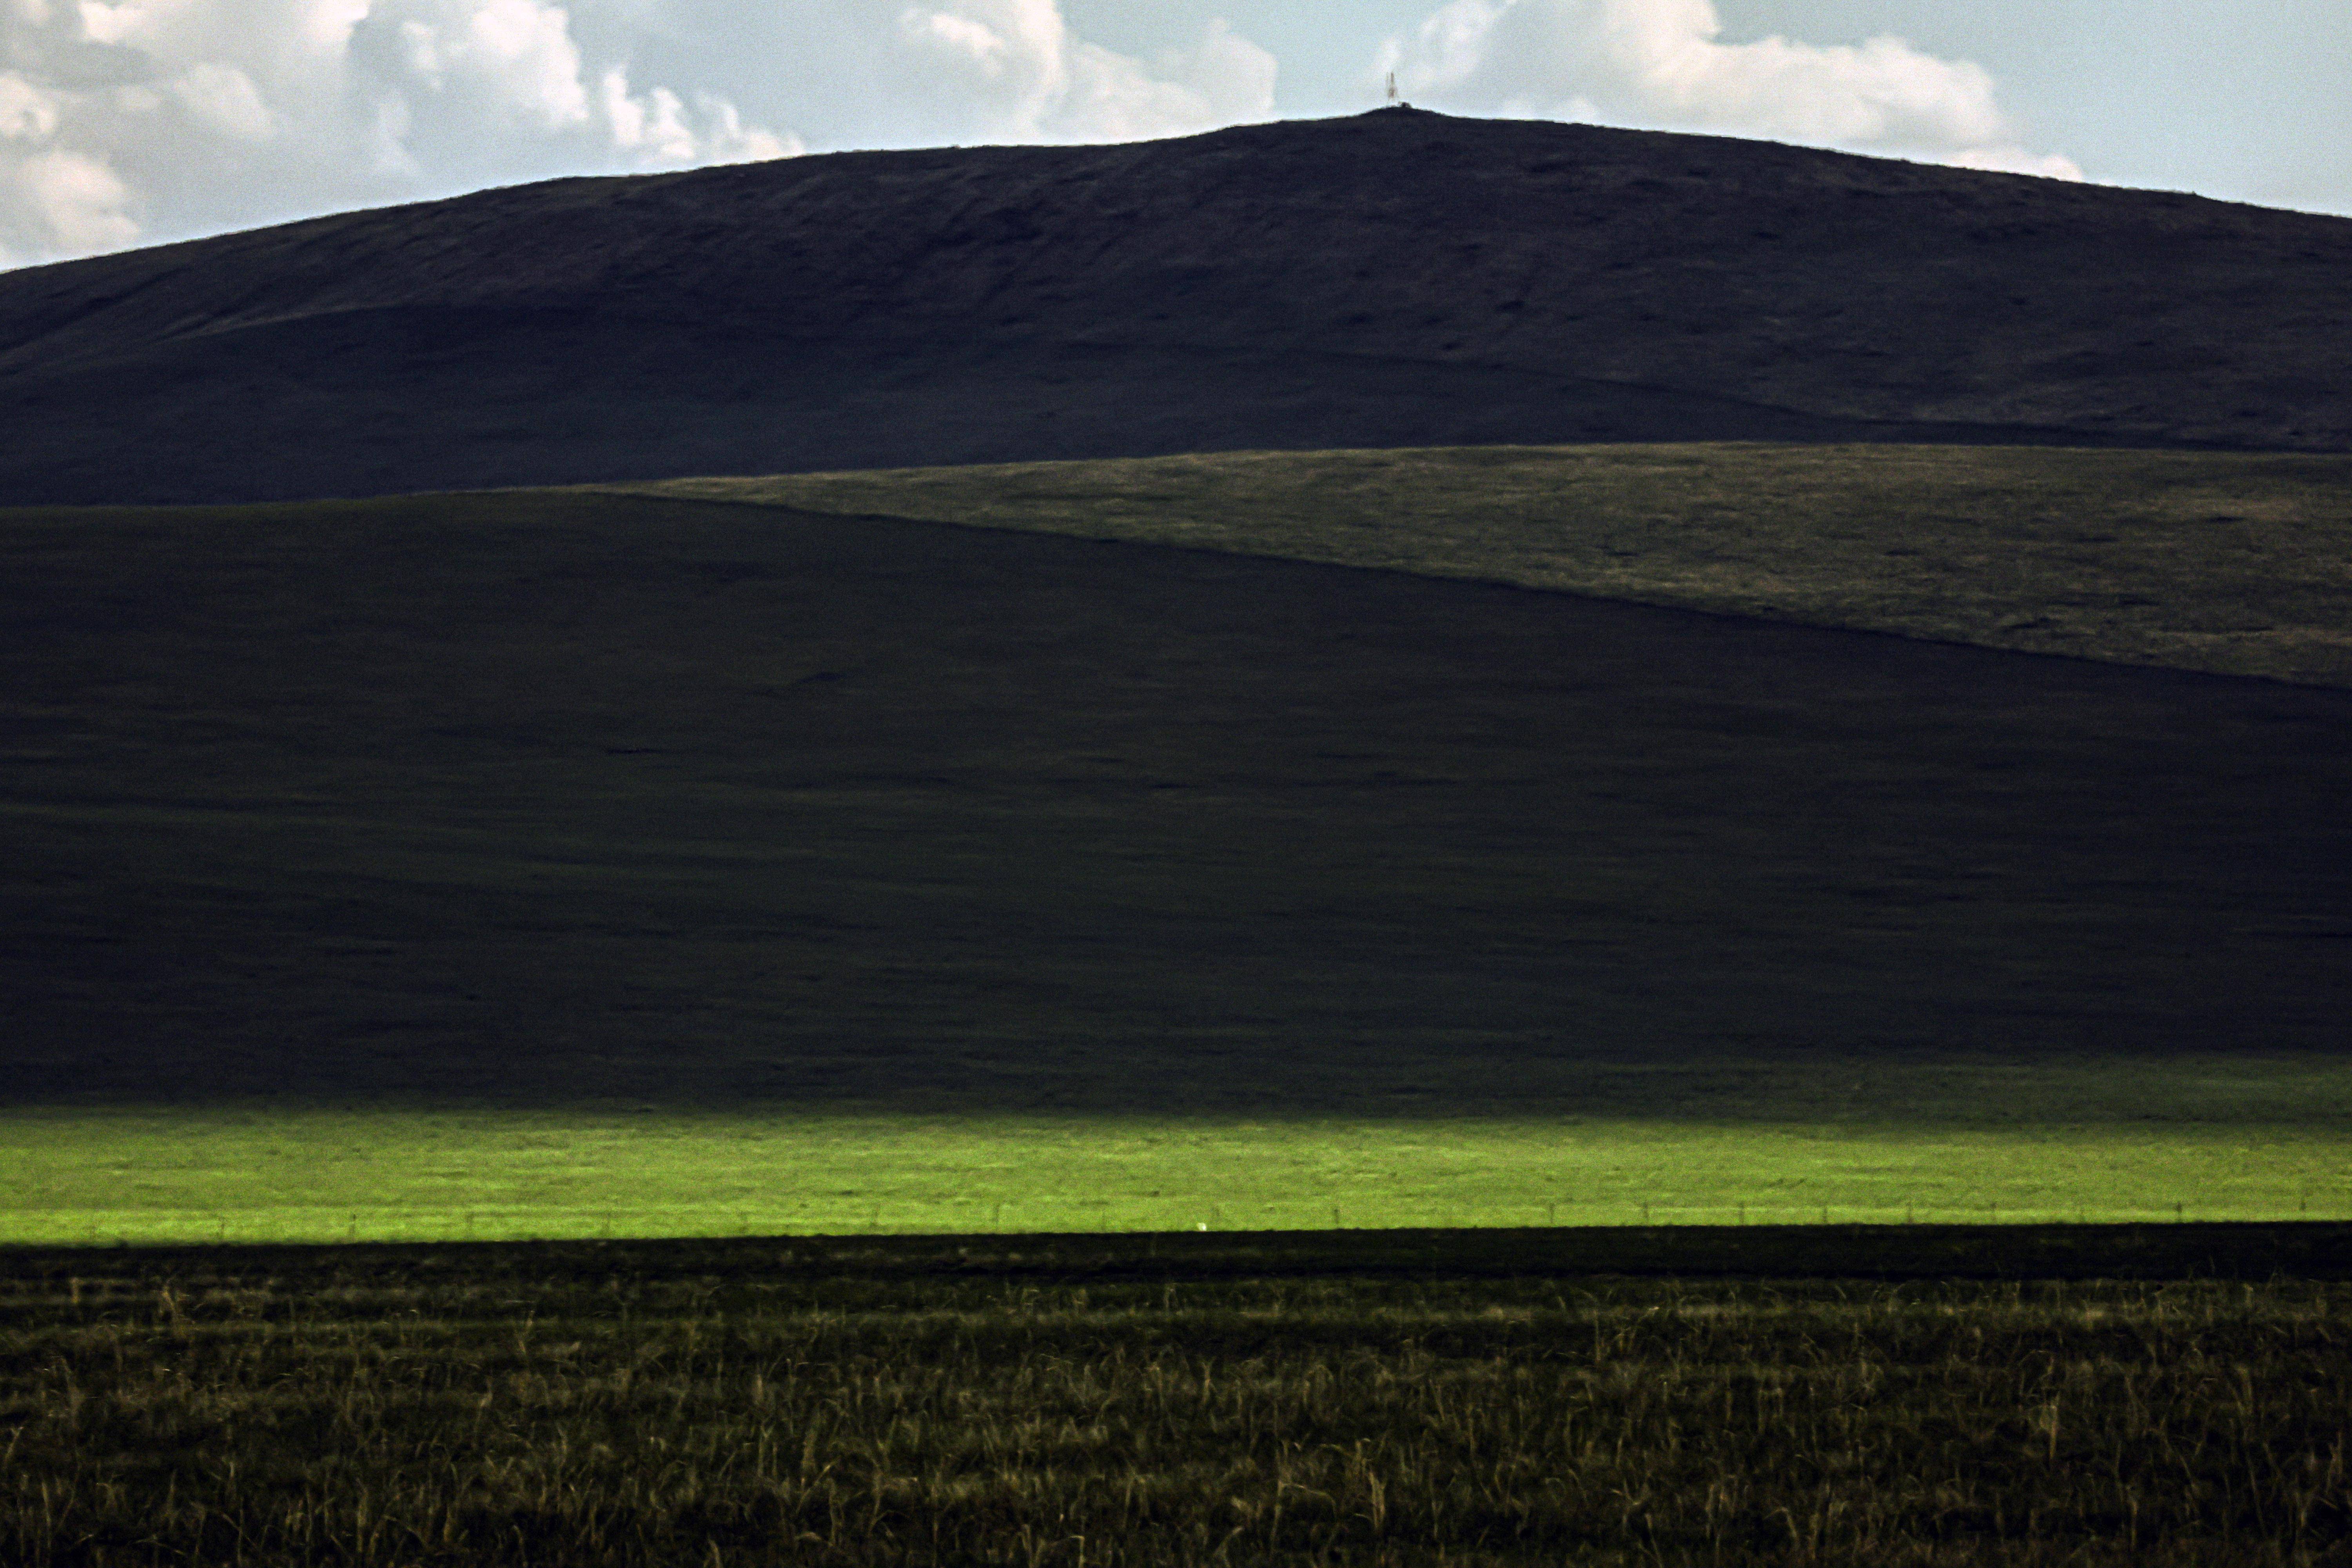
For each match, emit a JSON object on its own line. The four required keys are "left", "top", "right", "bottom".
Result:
{"left": 2, "top": 0, "right": 2346, "bottom": 269}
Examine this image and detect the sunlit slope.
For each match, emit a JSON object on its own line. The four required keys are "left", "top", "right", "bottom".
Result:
{"left": 624, "top": 444, "right": 2352, "bottom": 688}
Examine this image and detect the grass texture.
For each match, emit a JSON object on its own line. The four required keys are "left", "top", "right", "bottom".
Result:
{"left": 623, "top": 443, "right": 2352, "bottom": 687}
{"left": 4, "top": 1088, "right": 2350, "bottom": 1246}
{"left": 2, "top": 1242, "right": 2347, "bottom": 1565}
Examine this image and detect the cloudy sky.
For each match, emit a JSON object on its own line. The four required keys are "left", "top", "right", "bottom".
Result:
{"left": 3, "top": 0, "right": 2345, "bottom": 269}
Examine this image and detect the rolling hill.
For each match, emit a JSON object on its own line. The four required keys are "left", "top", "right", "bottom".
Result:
{"left": 6, "top": 111, "right": 2352, "bottom": 1239}
{"left": 3, "top": 109, "right": 2349, "bottom": 506}
{"left": 8, "top": 472, "right": 2350, "bottom": 1121}
{"left": 5, "top": 447, "right": 2351, "bottom": 1234}
{"left": 630, "top": 444, "right": 2352, "bottom": 688}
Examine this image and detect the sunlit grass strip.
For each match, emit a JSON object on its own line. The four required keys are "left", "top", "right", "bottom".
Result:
{"left": 4, "top": 1111, "right": 2346, "bottom": 1246}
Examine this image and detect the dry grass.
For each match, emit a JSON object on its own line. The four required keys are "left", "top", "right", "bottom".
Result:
{"left": 3, "top": 1255, "right": 2347, "bottom": 1565}
{"left": 617, "top": 443, "right": 2352, "bottom": 688}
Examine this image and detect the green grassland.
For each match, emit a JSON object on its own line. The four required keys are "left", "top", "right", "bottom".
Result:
{"left": 625, "top": 443, "right": 2352, "bottom": 686}
{"left": 4, "top": 1239, "right": 2348, "bottom": 1564}
{"left": 5, "top": 1075, "right": 2352, "bottom": 1245}
{"left": 5, "top": 446, "right": 2352, "bottom": 1245}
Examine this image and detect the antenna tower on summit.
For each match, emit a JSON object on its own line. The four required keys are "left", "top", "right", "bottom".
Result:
{"left": 1386, "top": 71, "right": 1398, "bottom": 105}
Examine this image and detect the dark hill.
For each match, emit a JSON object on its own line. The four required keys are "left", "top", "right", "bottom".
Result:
{"left": 3, "top": 109, "right": 2349, "bottom": 505}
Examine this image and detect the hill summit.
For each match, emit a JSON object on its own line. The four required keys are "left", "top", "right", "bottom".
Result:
{"left": 3, "top": 109, "right": 2347, "bottom": 505}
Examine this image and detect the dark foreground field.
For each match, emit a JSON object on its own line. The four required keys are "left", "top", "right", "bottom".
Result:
{"left": 7, "top": 485, "right": 2352, "bottom": 1112}
{"left": 4, "top": 1229, "right": 2348, "bottom": 1566}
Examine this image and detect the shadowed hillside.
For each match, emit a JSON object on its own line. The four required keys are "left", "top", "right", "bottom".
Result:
{"left": 2, "top": 110, "right": 2348, "bottom": 505}
{"left": 7, "top": 488, "right": 2350, "bottom": 1112}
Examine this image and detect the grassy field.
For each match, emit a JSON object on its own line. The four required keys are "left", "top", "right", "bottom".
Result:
{"left": 3, "top": 1236, "right": 2348, "bottom": 1565}
{"left": 5, "top": 453, "right": 2351, "bottom": 1244}
{"left": 5, "top": 450, "right": 2349, "bottom": 1563}
{"left": 5, "top": 1077, "right": 2351, "bottom": 1245}
{"left": 624, "top": 443, "right": 2352, "bottom": 686}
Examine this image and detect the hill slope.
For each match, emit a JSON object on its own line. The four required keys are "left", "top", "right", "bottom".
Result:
{"left": 7, "top": 488, "right": 2350, "bottom": 1113}
{"left": 3, "top": 110, "right": 2349, "bottom": 505}
{"left": 632, "top": 444, "right": 2352, "bottom": 688}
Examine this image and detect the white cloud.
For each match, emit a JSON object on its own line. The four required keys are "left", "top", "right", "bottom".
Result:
{"left": 0, "top": 0, "right": 1274, "bottom": 268}
{"left": 71, "top": 0, "right": 138, "bottom": 46}
{"left": 1067, "top": 18, "right": 1275, "bottom": 143}
{"left": 0, "top": 71, "right": 63, "bottom": 139}
{"left": 0, "top": 71, "right": 133, "bottom": 260}
{"left": 0, "top": 0, "right": 808, "bottom": 265}
{"left": 449, "top": 0, "right": 592, "bottom": 126}
{"left": 895, "top": 0, "right": 1274, "bottom": 143}
{"left": 1380, "top": 0, "right": 2077, "bottom": 178}
{"left": 691, "top": 93, "right": 793, "bottom": 164}
{"left": 601, "top": 64, "right": 686, "bottom": 157}
{"left": 172, "top": 61, "right": 273, "bottom": 140}
{"left": 14, "top": 145, "right": 134, "bottom": 247}
{"left": 299, "top": 0, "right": 371, "bottom": 53}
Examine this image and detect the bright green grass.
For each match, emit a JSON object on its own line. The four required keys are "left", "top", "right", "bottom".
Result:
{"left": 7, "top": 1104, "right": 2347, "bottom": 1247}
{"left": 14, "top": 1054, "right": 2352, "bottom": 1245}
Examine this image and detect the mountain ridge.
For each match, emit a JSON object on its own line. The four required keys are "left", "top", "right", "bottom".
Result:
{"left": 4, "top": 108, "right": 2348, "bottom": 504}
